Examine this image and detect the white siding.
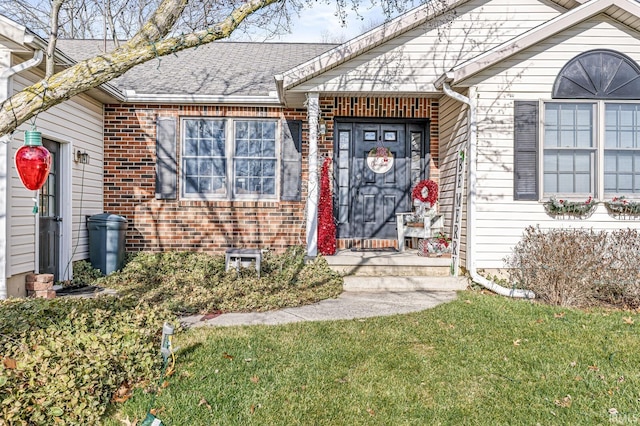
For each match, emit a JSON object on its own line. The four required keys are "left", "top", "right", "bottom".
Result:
{"left": 9, "top": 69, "right": 103, "bottom": 277}
{"left": 466, "top": 15, "right": 640, "bottom": 268}
{"left": 291, "top": 0, "right": 564, "bottom": 94}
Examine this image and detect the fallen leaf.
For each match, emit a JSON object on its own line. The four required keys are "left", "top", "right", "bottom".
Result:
{"left": 335, "top": 377, "right": 349, "bottom": 383}
{"left": 201, "top": 311, "right": 222, "bottom": 320}
{"left": 367, "top": 407, "right": 376, "bottom": 416}
{"left": 513, "top": 339, "right": 521, "bottom": 346}
{"left": 609, "top": 408, "right": 619, "bottom": 415}
{"left": 112, "top": 382, "right": 132, "bottom": 403}
{"left": 118, "top": 416, "right": 138, "bottom": 426}
{"left": 619, "top": 376, "right": 625, "bottom": 383}
{"left": 623, "top": 316, "right": 634, "bottom": 325}
{"left": 570, "top": 361, "right": 577, "bottom": 367}
{"left": 2, "top": 357, "right": 16, "bottom": 369}
{"left": 535, "top": 318, "right": 544, "bottom": 324}
{"left": 223, "top": 352, "right": 234, "bottom": 360}
{"left": 554, "top": 312, "right": 565, "bottom": 318}
{"left": 198, "top": 398, "right": 212, "bottom": 410}
{"left": 244, "top": 358, "right": 253, "bottom": 362}
{"left": 465, "top": 299, "right": 472, "bottom": 304}
{"left": 575, "top": 376, "right": 582, "bottom": 381}
{"left": 588, "top": 365, "right": 599, "bottom": 372}
{"left": 250, "top": 404, "right": 256, "bottom": 415}
{"left": 160, "top": 380, "right": 170, "bottom": 389}
{"left": 554, "top": 394, "right": 572, "bottom": 408}
{"left": 250, "top": 376, "right": 260, "bottom": 383}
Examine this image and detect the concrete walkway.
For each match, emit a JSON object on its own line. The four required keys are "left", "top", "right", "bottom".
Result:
{"left": 180, "top": 290, "right": 458, "bottom": 328}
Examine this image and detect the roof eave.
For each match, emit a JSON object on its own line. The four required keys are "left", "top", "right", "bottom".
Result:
{"left": 449, "top": 0, "right": 640, "bottom": 85}
{"left": 121, "top": 90, "right": 283, "bottom": 106}
{"left": 281, "top": 0, "right": 471, "bottom": 90}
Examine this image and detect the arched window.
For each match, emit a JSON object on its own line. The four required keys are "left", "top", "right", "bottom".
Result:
{"left": 552, "top": 49, "right": 640, "bottom": 99}
{"left": 515, "top": 50, "right": 640, "bottom": 202}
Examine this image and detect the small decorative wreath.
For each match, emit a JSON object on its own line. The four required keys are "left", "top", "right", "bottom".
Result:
{"left": 412, "top": 179, "right": 438, "bottom": 206}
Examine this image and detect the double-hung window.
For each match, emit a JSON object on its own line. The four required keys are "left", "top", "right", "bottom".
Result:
{"left": 604, "top": 103, "right": 640, "bottom": 194}
{"left": 539, "top": 101, "right": 640, "bottom": 199}
{"left": 543, "top": 103, "right": 595, "bottom": 196}
{"left": 182, "top": 118, "right": 278, "bottom": 200}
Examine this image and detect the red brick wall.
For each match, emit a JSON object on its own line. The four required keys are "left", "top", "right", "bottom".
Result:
{"left": 103, "top": 97, "right": 439, "bottom": 254}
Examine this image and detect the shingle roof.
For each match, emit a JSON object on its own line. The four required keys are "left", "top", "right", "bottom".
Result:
{"left": 56, "top": 40, "right": 337, "bottom": 97}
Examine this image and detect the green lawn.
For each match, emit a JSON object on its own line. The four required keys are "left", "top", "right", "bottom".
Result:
{"left": 105, "top": 291, "right": 640, "bottom": 425}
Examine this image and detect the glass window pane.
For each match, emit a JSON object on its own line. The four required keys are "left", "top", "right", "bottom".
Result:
{"left": 185, "top": 176, "right": 198, "bottom": 193}
{"left": 236, "top": 140, "right": 248, "bottom": 157}
{"left": 604, "top": 174, "right": 617, "bottom": 192}
{"left": 185, "top": 120, "right": 198, "bottom": 138}
{"left": 558, "top": 152, "right": 574, "bottom": 172}
{"left": 185, "top": 139, "right": 198, "bottom": 156}
{"left": 544, "top": 129, "right": 558, "bottom": 148}
{"left": 262, "top": 178, "right": 275, "bottom": 195}
{"left": 558, "top": 174, "right": 574, "bottom": 192}
{"left": 544, "top": 152, "right": 558, "bottom": 172}
{"left": 263, "top": 160, "right": 276, "bottom": 177}
{"left": 618, "top": 174, "right": 633, "bottom": 191}
{"left": 185, "top": 158, "right": 197, "bottom": 175}
{"left": 263, "top": 122, "right": 276, "bottom": 139}
{"left": 604, "top": 153, "right": 617, "bottom": 172}
{"left": 236, "top": 159, "right": 249, "bottom": 177}
{"left": 574, "top": 152, "right": 591, "bottom": 172}
{"left": 212, "top": 159, "right": 225, "bottom": 176}
{"left": 575, "top": 174, "right": 591, "bottom": 193}
{"left": 199, "top": 159, "right": 213, "bottom": 176}
{"left": 544, "top": 174, "right": 558, "bottom": 193}
{"left": 199, "top": 178, "right": 212, "bottom": 193}
{"left": 199, "top": 139, "right": 212, "bottom": 157}
{"left": 263, "top": 140, "right": 276, "bottom": 157}
{"left": 576, "top": 130, "right": 592, "bottom": 148}
{"left": 618, "top": 154, "right": 633, "bottom": 172}
{"left": 248, "top": 141, "right": 261, "bottom": 157}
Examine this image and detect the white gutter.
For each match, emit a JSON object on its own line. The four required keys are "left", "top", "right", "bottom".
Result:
{"left": 122, "top": 90, "right": 283, "bottom": 106}
{"left": 0, "top": 49, "right": 44, "bottom": 300}
{"left": 441, "top": 82, "right": 534, "bottom": 299}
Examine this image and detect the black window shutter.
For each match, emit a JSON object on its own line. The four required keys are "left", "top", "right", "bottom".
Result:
{"left": 281, "top": 120, "right": 302, "bottom": 201}
{"left": 155, "top": 117, "right": 177, "bottom": 200}
{"left": 514, "top": 101, "right": 539, "bottom": 201}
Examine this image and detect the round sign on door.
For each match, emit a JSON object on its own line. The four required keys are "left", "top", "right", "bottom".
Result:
{"left": 366, "top": 148, "right": 394, "bottom": 174}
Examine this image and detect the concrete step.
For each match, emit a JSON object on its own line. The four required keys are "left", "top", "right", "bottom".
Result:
{"left": 343, "top": 276, "right": 468, "bottom": 292}
{"left": 325, "top": 249, "right": 452, "bottom": 277}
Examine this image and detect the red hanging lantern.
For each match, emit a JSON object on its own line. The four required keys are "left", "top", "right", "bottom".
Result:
{"left": 15, "top": 129, "right": 51, "bottom": 191}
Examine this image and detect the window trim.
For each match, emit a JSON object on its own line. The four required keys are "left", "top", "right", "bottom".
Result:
{"left": 180, "top": 117, "right": 281, "bottom": 201}
{"left": 539, "top": 99, "right": 640, "bottom": 201}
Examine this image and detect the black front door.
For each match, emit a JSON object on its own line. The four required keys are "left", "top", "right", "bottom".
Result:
{"left": 39, "top": 139, "right": 61, "bottom": 281}
{"left": 350, "top": 123, "right": 410, "bottom": 238}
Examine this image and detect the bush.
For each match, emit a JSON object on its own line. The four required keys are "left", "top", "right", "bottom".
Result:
{"left": 97, "top": 246, "right": 343, "bottom": 315}
{"left": 70, "top": 260, "right": 104, "bottom": 286}
{"left": 0, "top": 297, "right": 173, "bottom": 425}
{"left": 505, "top": 226, "right": 640, "bottom": 308}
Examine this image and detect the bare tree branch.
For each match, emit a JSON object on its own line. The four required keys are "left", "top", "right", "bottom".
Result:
{"left": 0, "top": 0, "right": 283, "bottom": 137}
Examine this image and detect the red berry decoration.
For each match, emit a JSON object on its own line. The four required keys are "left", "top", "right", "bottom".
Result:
{"left": 318, "top": 157, "right": 336, "bottom": 256}
{"left": 15, "top": 130, "right": 51, "bottom": 191}
{"left": 411, "top": 179, "right": 438, "bottom": 206}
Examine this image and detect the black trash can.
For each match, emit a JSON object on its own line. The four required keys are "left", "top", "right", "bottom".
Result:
{"left": 87, "top": 213, "right": 128, "bottom": 275}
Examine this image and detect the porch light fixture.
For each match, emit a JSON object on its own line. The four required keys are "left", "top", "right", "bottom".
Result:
{"left": 75, "top": 149, "right": 90, "bottom": 164}
{"left": 15, "top": 127, "right": 51, "bottom": 191}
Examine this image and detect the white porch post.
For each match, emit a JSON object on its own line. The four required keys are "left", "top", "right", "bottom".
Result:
{"left": 306, "top": 93, "right": 319, "bottom": 257}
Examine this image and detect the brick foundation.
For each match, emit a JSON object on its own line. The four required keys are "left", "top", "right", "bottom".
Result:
{"left": 25, "top": 274, "right": 56, "bottom": 299}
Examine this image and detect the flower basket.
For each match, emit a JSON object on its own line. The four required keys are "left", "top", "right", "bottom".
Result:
{"left": 418, "top": 233, "right": 451, "bottom": 257}
{"left": 604, "top": 196, "right": 640, "bottom": 218}
{"left": 543, "top": 196, "right": 597, "bottom": 219}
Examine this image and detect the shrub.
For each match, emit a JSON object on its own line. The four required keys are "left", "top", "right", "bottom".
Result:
{"left": 505, "top": 226, "right": 640, "bottom": 308}
{"left": 0, "top": 297, "right": 173, "bottom": 425}
{"left": 97, "top": 246, "right": 343, "bottom": 315}
{"left": 70, "top": 260, "right": 104, "bottom": 286}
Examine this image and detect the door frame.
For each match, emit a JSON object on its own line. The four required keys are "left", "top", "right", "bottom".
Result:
{"left": 35, "top": 133, "right": 73, "bottom": 282}
{"left": 334, "top": 117, "right": 430, "bottom": 240}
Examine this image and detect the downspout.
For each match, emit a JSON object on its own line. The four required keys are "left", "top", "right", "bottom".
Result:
{"left": 441, "top": 82, "right": 534, "bottom": 299}
{"left": 0, "top": 50, "right": 44, "bottom": 299}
